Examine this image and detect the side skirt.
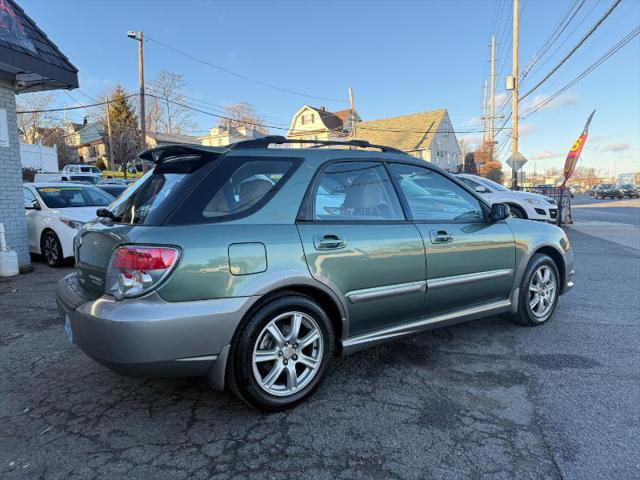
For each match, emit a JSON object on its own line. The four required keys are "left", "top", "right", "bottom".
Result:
{"left": 340, "top": 299, "right": 512, "bottom": 355}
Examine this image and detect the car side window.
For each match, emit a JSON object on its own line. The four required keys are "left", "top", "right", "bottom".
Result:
{"left": 312, "top": 161, "right": 404, "bottom": 221}
{"left": 23, "top": 187, "right": 36, "bottom": 208}
{"left": 389, "top": 164, "right": 484, "bottom": 222}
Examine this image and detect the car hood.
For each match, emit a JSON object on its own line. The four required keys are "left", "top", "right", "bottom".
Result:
{"left": 493, "top": 190, "right": 552, "bottom": 202}
{"left": 47, "top": 206, "right": 101, "bottom": 222}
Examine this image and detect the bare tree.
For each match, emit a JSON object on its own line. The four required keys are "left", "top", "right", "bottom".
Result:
{"left": 40, "top": 128, "right": 77, "bottom": 168}
{"left": 220, "top": 102, "right": 268, "bottom": 134}
{"left": 16, "top": 92, "right": 58, "bottom": 144}
{"left": 146, "top": 71, "right": 196, "bottom": 135}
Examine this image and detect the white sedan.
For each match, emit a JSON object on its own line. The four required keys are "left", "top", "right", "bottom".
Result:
{"left": 22, "top": 183, "right": 114, "bottom": 267}
{"left": 456, "top": 174, "right": 558, "bottom": 222}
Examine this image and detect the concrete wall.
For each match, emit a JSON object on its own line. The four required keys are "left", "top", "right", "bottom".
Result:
{"left": 0, "top": 82, "right": 30, "bottom": 268}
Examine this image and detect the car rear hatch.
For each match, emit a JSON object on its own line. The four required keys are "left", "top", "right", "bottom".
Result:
{"left": 75, "top": 145, "right": 225, "bottom": 296}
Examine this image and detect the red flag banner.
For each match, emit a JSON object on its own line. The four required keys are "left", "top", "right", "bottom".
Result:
{"left": 562, "top": 110, "right": 595, "bottom": 187}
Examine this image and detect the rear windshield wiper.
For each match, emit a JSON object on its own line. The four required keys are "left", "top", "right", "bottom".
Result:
{"left": 96, "top": 208, "right": 121, "bottom": 222}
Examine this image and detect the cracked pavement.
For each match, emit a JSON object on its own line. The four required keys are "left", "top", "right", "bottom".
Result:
{"left": 1, "top": 229, "right": 639, "bottom": 479}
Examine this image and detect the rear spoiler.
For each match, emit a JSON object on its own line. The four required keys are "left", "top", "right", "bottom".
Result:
{"left": 138, "top": 144, "right": 227, "bottom": 163}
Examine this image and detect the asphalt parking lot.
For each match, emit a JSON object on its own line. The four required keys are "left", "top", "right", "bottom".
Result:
{"left": 1, "top": 219, "right": 639, "bottom": 479}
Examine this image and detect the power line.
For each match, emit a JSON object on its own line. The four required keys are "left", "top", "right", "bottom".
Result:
{"left": 521, "top": 25, "right": 640, "bottom": 119}
{"left": 145, "top": 34, "right": 348, "bottom": 104}
{"left": 520, "top": 0, "right": 585, "bottom": 83}
{"left": 16, "top": 95, "right": 138, "bottom": 114}
{"left": 519, "top": 0, "right": 623, "bottom": 102}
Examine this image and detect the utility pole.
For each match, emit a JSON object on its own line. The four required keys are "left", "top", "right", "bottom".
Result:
{"left": 105, "top": 99, "right": 113, "bottom": 169}
{"left": 348, "top": 87, "right": 356, "bottom": 141}
{"left": 511, "top": 0, "right": 519, "bottom": 188}
{"left": 506, "top": 0, "right": 527, "bottom": 189}
{"left": 490, "top": 34, "right": 496, "bottom": 159}
{"left": 127, "top": 31, "right": 147, "bottom": 170}
{"left": 482, "top": 79, "right": 488, "bottom": 144}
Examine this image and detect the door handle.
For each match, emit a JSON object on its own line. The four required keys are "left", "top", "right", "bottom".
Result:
{"left": 314, "top": 234, "right": 346, "bottom": 250}
{"left": 430, "top": 230, "right": 454, "bottom": 244}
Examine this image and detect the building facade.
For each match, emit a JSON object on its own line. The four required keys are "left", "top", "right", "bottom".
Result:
{"left": 199, "top": 125, "right": 263, "bottom": 147}
{"left": 286, "top": 106, "right": 461, "bottom": 172}
{"left": 0, "top": 0, "right": 78, "bottom": 270}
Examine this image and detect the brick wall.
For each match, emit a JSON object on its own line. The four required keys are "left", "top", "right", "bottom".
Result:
{"left": 0, "top": 82, "right": 30, "bottom": 268}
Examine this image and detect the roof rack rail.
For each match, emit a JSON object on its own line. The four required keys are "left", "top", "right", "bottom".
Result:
{"left": 228, "top": 135, "right": 407, "bottom": 155}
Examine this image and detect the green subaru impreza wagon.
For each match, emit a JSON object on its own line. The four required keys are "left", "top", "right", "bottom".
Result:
{"left": 56, "top": 136, "right": 574, "bottom": 410}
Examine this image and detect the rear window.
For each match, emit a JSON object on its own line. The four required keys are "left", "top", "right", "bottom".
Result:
{"left": 36, "top": 186, "right": 113, "bottom": 208}
{"left": 165, "top": 156, "right": 299, "bottom": 225}
{"left": 109, "top": 154, "right": 216, "bottom": 225}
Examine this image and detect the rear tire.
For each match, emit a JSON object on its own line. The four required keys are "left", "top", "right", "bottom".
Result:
{"left": 41, "top": 230, "right": 64, "bottom": 268}
{"left": 228, "top": 295, "right": 334, "bottom": 411}
{"left": 511, "top": 254, "right": 560, "bottom": 326}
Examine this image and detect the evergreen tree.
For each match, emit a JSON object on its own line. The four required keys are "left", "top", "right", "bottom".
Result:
{"left": 102, "top": 85, "right": 140, "bottom": 174}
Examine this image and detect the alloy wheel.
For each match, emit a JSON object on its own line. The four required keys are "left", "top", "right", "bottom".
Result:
{"left": 44, "top": 234, "right": 59, "bottom": 265}
{"left": 528, "top": 265, "right": 557, "bottom": 319}
{"left": 252, "top": 311, "right": 323, "bottom": 397}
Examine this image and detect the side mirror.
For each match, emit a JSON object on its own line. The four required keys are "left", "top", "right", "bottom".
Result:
{"left": 25, "top": 200, "right": 41, "bottom": 210}
{"left": 490, "top": 203, "right": 510, "bottom": 222}
{"left": 475, "top": 185, "right": 489, "bottom": 193}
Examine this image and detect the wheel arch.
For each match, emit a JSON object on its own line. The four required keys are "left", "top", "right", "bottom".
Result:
{"left": 234, "top": 283, "right": 347, "bottom": 356}
{"left": 505, "top": 202, "right": 528, "bottom": 218}
{"left": 533, "top": 245, "right": 566, "bottom": 294}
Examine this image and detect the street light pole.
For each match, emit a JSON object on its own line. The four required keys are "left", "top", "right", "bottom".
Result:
{"left": 128, "top": 30, "right": 147, "bottom": 171}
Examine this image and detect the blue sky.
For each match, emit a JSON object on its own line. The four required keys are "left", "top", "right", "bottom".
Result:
{"left": 22, "top": 0, "right": 640, "bottom": 175}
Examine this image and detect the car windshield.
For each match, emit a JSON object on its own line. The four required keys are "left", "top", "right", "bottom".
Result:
{"left": 36, "top": 186, "right": 114, "bottom": 208}
{"left": 477, "top": 177, "right": 509, "bottom": 191}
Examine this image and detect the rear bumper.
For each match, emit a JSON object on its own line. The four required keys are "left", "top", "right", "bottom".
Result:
{"left": 56, "top": 273, "right": 257, "bottom": 384}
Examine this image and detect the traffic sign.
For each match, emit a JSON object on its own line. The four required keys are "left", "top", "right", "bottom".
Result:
{"left": 506, "top": 151, "right": 528, "bottom": 172}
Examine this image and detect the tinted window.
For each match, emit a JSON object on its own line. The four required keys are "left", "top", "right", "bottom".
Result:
{"left": 458, "top": 176, "right": 481, "bottom": 189}
{"left": 312, "top": 162, "right": 403, "bottom": 221}
{"left": 202, "top": 160, "right": 293, "bottom": 218}
{"left": 390, "top": 164, "right": 484, "bottom": 222}
{"left": 36, "top": 186, "right": 113, "bottom": 208}
{"left": 110, "top": 154, "right": 216, "bottom": 225}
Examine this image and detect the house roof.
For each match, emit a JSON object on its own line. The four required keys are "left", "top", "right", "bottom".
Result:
{"left": 355, "top": 109, "right": 447, "bottom": 152}
{"left": 146, "top": 131, "right": 199, "bottom": 145}
{"left": 0, "top": 0, "right": 78, "bottom": 92}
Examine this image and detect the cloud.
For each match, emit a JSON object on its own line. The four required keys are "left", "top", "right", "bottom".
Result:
{"left": 602, "top": 143, "right": 631, "bottom": 153}
{"left": 524, "top": 93, "right": 577, "bottom": 113}
{"left": 459, "top": 134, "right": 482, "bottom": 147}
{"left": 530, "top": 151, "right": 563, "bottom": 160}
{"left": 460, "top": 116, "right": 482, "bottom": 128}
{"left": 519, "top": 123, "right": 538, "bottom": 136}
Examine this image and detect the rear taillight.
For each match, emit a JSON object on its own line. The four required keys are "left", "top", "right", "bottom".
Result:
{"left": 106, "top": 246, "right": 179, "bottom": 300}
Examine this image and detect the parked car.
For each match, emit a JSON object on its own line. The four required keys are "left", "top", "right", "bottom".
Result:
{"left": 96, "top": 183, "right": 129, "bottom": 198}
{"left": 56, "top": 138, "right": 575, "bottom": 411}
{"left": 23, "top": 182, "right": 114, "bottom": 267}
{"left": 594, "top": 184, "right": 623, "bottom": 199}
{"left": 618, "top": 184, "right": 639, "bottom": 198}
{"left": 456, "top": 174, "right": 558, "bottom": 222}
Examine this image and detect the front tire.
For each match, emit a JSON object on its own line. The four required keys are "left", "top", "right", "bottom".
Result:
{"left": 41, "top": 230, "right": 64, "bottom": 267}
{"left": 508, "top": 204, "right": 527, "bottom": 219}
{"left": 228, "top": 295, "right": 334, "bottom": 411}
{"left": 511, "top": 254, "right": 560, "bottom": 326}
